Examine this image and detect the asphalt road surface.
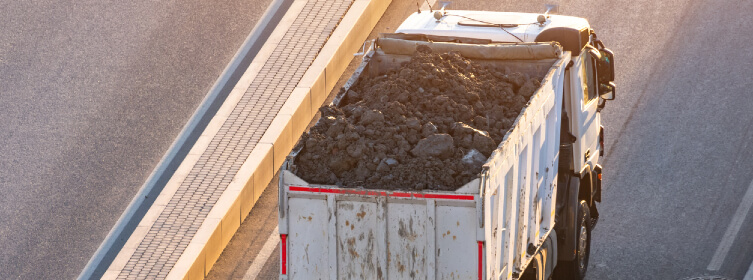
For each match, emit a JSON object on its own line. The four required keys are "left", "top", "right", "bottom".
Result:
{"left": 0, "top": 0, "right": 273, "bottom": 278}
{"left": 210, "top": 0, "right": 753, "bottom": 279}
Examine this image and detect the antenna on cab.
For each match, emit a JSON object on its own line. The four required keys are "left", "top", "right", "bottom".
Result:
{"left": 423, "top": 0, "right": 433, "bottom": 12}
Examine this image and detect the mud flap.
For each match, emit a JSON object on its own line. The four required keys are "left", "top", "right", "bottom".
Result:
{"left": 591, "top": 165, "right": 602, "bottom": 228}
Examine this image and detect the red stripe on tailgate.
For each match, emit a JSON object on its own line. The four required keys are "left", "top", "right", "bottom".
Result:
{"left": 478, "top": 241, "right": 484, "bottom": 280}
{"left": 288, "top": 186, "right": 475, "bottom": 200}
{"left": 280, "top": 234, "right": 287, "bottom": 275}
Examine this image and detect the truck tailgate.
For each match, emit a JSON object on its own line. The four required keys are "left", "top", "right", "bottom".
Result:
{"left": 279, "top": 172, "right": 483, "bottom": 280}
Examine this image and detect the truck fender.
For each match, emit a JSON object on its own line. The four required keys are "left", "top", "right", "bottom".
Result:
{"left": 521, "top": 231, "right": 558, "bottom": 280}
{"left": 556, "top": 175, "right": 580, "bottom": 261}
{"left": 543, "top": 230, "right": 557, "bottom": 280}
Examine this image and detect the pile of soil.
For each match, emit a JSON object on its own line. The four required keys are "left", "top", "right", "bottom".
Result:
{"left": 293, "top": 45, "right": 543, "bottom": 191}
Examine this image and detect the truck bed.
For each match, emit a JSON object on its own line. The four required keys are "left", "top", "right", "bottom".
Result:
{"left": 279, "top": 38, "right": 570, "bottom": 280}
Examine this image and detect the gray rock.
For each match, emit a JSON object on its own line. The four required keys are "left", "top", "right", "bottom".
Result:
{"left": 451, "top": 122, "right": 475, "bottom": 137}
{"left": 386, "top": 101, "right": 406, "bottom": 115}
{"left": 406, "top": 117, "right": 421, "bottom": 130}
{"left": 421, "top": 122, "right": 438, "bottom": 137}
{"left": 452, "top": 122, "right": 494, "bottom": 155}
{"left": 410, "top": 134, "right": 455, "bottom": 159}
{"left": 376, "top": 157, "right": 399, "bottom": 173}
{"left": 326, "top": 116, "right": 347, "bottom": 138}
{"left": 376, "top": 161, "right": 390, "bottom": 172}
{"left": 462, "top": 149, "right": 487, "bottom": 166}
{"left": 472, "top": 116, "right": 488, "bottom": 128}
{"left": 360, "top": 109, "right": 384, "bottom": 125}
{"left": 472, "top": 133, "right": 496, "bottom": 156}
{"left": 328, "top": 156, "right": 356, "bottom": 176}
{"left": 346, "top": 141, "right": 365, "bottom": 158}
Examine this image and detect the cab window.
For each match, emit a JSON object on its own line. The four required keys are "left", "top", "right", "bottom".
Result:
{"left": 581, "top": 52, "right": 598, "bottom": 104}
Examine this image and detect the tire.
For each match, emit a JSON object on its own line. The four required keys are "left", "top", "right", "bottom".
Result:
{"left": 553, "top": 200, "right": 591, "bottom": 280}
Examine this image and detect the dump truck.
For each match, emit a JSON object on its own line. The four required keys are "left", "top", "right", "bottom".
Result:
{"left": 278, "top": 8, "right": 616, "bottom": 280}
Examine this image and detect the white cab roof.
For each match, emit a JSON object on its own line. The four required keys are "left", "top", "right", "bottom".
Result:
{"left": 395, "top": 10, "right": 590, "bottom": 43}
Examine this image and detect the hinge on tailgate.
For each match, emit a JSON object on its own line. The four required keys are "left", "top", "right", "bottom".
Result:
{"left": 478, "top": 167, "right": 489, "bottom": 228}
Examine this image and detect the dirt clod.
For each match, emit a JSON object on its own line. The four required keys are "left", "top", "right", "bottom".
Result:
{"left": 294, "top": 46, "right": 544, "bottom": 190}
{"left": 410, "top": 134, "right": 455, "bottom": 159}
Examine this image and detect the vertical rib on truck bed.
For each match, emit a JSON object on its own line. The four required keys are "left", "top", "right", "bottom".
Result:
{"left": 279, "top": 40, "right": 570, "bottom": 280}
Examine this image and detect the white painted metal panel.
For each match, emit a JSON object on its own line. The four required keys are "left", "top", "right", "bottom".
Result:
{"left": 387, "top": 201, "right": 428, "bottom": 279}
{"left": 288, "top": 197, "right": 330, "bottom": 279}
{"left": 336, "top": 200, "right": 380, "bottom": 279}
{"left": 436, "top": 204, "right": 477, "bottom": 279}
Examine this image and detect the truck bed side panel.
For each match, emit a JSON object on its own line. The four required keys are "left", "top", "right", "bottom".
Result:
{"left": 482, "top": 52, "right": 570, "bottom": 279}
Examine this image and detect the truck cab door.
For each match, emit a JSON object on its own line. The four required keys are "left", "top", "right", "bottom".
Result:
{"left": 569, "top": 49, "right": 601, "bottom": 173}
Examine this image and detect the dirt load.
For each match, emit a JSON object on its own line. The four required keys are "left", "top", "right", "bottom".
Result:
{"left": 293, "top": 45, "right": 544, "bottom": 191}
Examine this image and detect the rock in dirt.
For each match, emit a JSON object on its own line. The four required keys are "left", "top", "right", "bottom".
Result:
{"left": 421, "top": 122, "right": 438, "bottom": 137}
{"left": 293, "top": 46, "right": 544, "bottom": 190}
{"left": 518, "top": 79, "right": 541, "bottom": 99}
{"left": 472, "top": 133, "right": 496, "bottom": 157}
{"left": 410, "top": 134, "right": 455, "bottom": 159}
{"left": 462, "top": 149, "right": 487, "bottom": 167}
{"left": 360, "top": 109, "right": 384, "bottom": 125}
{"left": 451, "top": 122, "right": 495, "bottom": 156}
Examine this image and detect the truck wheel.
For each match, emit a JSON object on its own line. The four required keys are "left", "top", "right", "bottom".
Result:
{"left": 554, "top": 200, "right": 591, "bottom": 280}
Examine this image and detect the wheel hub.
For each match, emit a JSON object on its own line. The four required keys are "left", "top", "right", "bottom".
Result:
{"left": 578, "top": 221, "right": 588, "bottom": 269}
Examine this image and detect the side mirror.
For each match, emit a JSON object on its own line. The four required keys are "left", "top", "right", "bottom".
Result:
{"left": 599, "top": 81, "right": 616, "bottom": 100}
{"left": 597, "top": 48, "right": 615, "bottom": 83}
